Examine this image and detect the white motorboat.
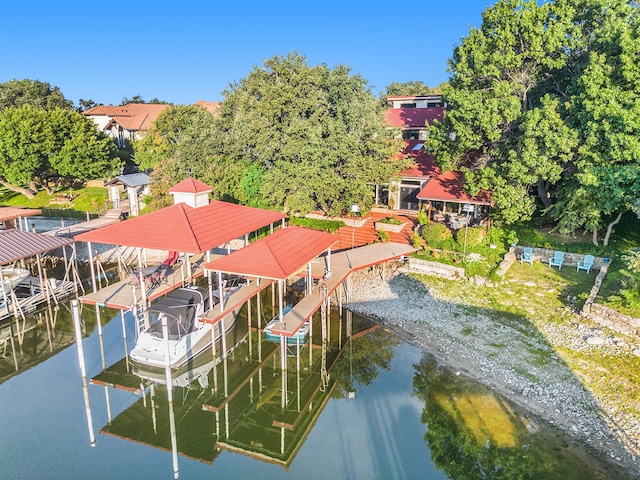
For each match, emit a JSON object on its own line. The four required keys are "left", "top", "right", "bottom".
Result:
{"left": 1, "top": 267, "right": 29, "bottom": 296}
{"left": 130, "top": 283, "right": 244, "bottom": 369}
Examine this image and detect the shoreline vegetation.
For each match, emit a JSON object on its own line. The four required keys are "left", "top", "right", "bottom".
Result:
{"left": 344, "top": 265, "right": 640, "bottom": 477}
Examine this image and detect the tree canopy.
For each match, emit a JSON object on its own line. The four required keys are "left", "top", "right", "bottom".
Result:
{"left": 0, "top": 79, "right": 74, "bottom": 112}
{"left": 428, "top": 0, "right": 640, "bottom": 245}
{"left": 213, "top": 52, "right": 407, "bottom": 215}
{"left": 0, "top": 106, "right": 120, "bottom": 198}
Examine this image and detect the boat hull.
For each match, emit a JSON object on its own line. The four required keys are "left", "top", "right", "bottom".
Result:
{"left": 1, "top": 268, "right": 29, "bottom": 295}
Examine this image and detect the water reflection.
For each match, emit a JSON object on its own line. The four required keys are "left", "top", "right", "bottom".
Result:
{"left": 87, "top": 303, "right": 395, "bottom": 475}
{"left": 413, "top": 354, "right": 633, "bottom": 480}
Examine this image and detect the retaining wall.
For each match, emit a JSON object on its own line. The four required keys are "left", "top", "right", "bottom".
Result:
{"left": 408, "top": 258, "right": 465, "bottom": 280}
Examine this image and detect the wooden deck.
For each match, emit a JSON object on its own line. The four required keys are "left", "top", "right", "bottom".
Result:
{"left": 200, "top": 279, "right": 275, "bottom": 325}
{"left": 42, "top": 217, "right": 121, "bottom": 237}
{"left": 80, "top": 263, "right": 205, "bottom": 310}
{"left": 268, "top": 242, "right": 414, "bottom": 337}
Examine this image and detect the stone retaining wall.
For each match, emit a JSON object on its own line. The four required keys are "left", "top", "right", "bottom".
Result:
{"left": 580, "top": 261, "right": 640, "bottom": 337}
{"left": 408, "top": 258, "right": 465, "bottom": 279}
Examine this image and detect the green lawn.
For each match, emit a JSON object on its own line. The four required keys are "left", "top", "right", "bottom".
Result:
{"left": 0, "top": 185, "right": 108, "bottom": 214}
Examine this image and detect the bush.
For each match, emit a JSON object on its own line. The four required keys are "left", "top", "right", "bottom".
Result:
{"left": 417, "top": 209, "right": 428, "bottom": 225}
{"left": 289, "top": 216, "right": 345, "bottom": 233}
{"left": 455, "top": 227, "right": 485, "bottom": 248}
{"left": 377, "top": 216, "right": 403, "bottom": 225}
{"left": 377, "top": 230, "right": 390, "bottom": 242}
{"left": 421, "top": 223, "right": 452, "bottom": 243}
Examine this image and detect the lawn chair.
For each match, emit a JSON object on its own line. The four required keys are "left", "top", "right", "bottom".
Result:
{"left": 162, "top": 251, "right": 179, "bottom": 267}
{"left": 548, "top": 251, "right": 565, "bottom": 270}
{"left": 520, "top": 247, "right": 534, "bottom": 265}
{"left": 577, "top": 254, "right": 595, "bottom": 274}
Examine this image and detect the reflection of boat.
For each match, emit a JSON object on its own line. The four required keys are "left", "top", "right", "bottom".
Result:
{"left": 130, "top": 285, "right": 241, "bottom": 368}
{"left": 264, "top": 305, "right": 309, "bottom": 344}
{"left": 1, "top": 267, "right": 29, "bottom": 295}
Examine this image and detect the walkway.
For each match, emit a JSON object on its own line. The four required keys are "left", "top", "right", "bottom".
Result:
{"left": 268, "top": 242, "right": 414, "bottom": 338}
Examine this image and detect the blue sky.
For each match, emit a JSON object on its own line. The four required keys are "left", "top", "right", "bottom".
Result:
{"left": 1, "top": 1, "right": 492, "bottom": 106}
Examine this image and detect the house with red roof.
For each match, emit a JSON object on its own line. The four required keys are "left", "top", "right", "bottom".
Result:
{"left": 83, "top": 103, "right": 170, "bottom": 148}
{"left": 381, "top": 95, "right": 491, "bottom": 225}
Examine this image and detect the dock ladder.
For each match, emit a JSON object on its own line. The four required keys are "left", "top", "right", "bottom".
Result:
{"left": 319, "top": 284, "right": 330, "bottom": 391}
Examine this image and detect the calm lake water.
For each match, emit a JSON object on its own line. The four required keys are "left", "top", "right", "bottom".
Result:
{"left": 0, "top": 295, "right": 632, "bottom": 480}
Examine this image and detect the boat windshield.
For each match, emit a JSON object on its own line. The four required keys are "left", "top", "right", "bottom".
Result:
{"left": 147, "top": 288, "right": 205, "bottom": 340}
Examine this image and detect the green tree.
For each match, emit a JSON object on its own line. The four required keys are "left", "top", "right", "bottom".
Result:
{"left": 120, "top": 95, "right": 169, "bottom": 105}
{"left": 428, "top": 0, "right": 576, "bottom": 224}
{"left": 428, "top": 0, "right": 639, "bottom": 246}
{"left": 215, "top": 52, "right": 407, "bottom": 215}
{"left": 0, "top": 106, "right": 120, "bottom": 198}
{"left": 133, "top": 104, "right": 214, "bottom": 171}
{"left": 0, "top": 79, "right": 73, "bottom": 112}
{"left": 552, "top": 1, "right": 640, "bottom": 246}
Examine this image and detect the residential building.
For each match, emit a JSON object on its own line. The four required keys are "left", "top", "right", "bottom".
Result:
{"left": 83, "top": 103, "right": 170, "bottom": 148}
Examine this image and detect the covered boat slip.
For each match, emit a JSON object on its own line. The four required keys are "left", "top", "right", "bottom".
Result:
{"left": 79, "top": 257, "right": 210, "bottom": 310}
{"left": 0, "top": 229, "right": 78, "bottom": 322}
{"left": 252, "top": 242, "right": 415, "bottom": 340}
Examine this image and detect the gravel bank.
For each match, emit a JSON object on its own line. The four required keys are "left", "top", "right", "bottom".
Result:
{"left": 344, "top": 267, "right": 640, "bottom": 476}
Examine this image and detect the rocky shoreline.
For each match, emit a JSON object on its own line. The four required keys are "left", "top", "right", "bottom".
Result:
{"left": 344, "top": 267, "right": 640, "bottom": 477}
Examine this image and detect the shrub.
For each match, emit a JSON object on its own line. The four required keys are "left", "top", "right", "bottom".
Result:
{"left": 455, "top": 227, "right": 485, "bottom": 248}
{"left": 421, "top": 223, "right": 452, "bottom": 243}
{"left": 412, "top": 231, "right": 423, "bottom": 250}
{"left": 377, "top": 230, "right": 390, "bottom": 242}
{"left": 417, "top": 209, "right": 428, "bottom": 225}
{"left": 289, "top": 216, "right": 345, "bottom": 232}
{"left": 377, "top": 216, "right": 403, "bottom": 225}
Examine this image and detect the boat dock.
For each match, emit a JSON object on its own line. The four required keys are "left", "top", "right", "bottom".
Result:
{"left": 267, "top": 242, "right": 414, "bottom": 338}
{"left": 0, "top": 280, "right": 78, "bottom": 321}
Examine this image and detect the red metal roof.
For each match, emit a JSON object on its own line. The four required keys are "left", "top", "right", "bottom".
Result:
{"left": 75, "top": 201, "right": 286, "bottom": 253}
{"left": 0, "top": 229, "right": 74, "bottom": 264}
{"left": 203, "top": 226, "right": 337, "bottom": 280}
{"left": 0, "top": 207, "right": 42, "bottom": 221}
{"left": 385, "top": 107, "right": 444, "bottom": 129}
{"left": 169, "top": 178, "right": 212, "bottom": 194}
{"left": 399, "top": 140, "right": 439, "bottom": 178}
{"left": 417, "top": 171, "right": 493, "bottom": 205}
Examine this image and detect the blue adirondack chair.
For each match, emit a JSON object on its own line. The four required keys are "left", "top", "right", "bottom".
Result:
{"left": 520, "top": 247, "right": 533, "bottom": 265}
{"left": 548, "top": 251, "right": 564, "bottom": 270}
{"left": 577, "top": 254, "right": 595, "bottom": 274}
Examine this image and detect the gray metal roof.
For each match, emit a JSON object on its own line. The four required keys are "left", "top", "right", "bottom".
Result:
{"left": 0, "top": 229, "right": 74, "bottom": 264}
{"left": 105, "top": 173, "right": 152, "bottom": 188}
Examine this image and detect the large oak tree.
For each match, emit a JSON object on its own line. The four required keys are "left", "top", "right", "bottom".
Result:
{"left": 428, "top": 0, "right": 639, "bottom": 245}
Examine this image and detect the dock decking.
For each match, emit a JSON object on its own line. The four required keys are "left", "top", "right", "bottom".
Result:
{"left": 268, "top": 242, "right": 414, "bottom": 337}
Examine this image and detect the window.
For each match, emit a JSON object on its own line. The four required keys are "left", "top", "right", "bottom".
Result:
{"left": 400, "top": 103, "right": 417, "bottom": 108}
{"left": 402, "top": 129, "right": 420, "bottom": 140}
